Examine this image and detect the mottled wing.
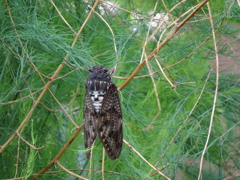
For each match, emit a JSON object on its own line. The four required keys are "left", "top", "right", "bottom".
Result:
{"left": 84, "top": 92, "right": 97, "bottom": 159}
{"left": 98, "top": 83, "right": 123, "bottom": 160}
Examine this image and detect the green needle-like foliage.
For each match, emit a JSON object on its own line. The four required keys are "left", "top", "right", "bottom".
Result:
{"left": 0, "top": 0, "right": 240, "bottom": 179}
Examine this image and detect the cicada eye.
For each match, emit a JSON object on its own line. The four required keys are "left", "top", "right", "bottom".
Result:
{"left": 89, "top": 68, "right": 93, "bottom": 72}
{"left": 103, "top": 68, "right": 108, "bottom": 72}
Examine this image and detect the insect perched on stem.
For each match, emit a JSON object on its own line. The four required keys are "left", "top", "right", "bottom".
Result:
{"left": 84, "top": 65, "right": 123, "bottom": 160}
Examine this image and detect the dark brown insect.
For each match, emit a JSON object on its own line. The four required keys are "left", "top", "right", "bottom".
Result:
{"left": 84, "top": 65, "right": 122, "bottom": 160}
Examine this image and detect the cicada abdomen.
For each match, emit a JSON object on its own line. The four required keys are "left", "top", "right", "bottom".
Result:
{"left": 84, "top": 65, "right": 122, "bottom": 160}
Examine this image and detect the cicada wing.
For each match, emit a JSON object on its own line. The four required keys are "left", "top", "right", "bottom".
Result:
{"left": 84, "top": 92, "right": 97, "bottom": 159}
{"left": 98, "top": 84, "right": 123, "bottom": 160}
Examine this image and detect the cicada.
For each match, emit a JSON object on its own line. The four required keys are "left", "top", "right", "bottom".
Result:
{"left": 84, "top": 65, "right": 122, "bottom": 160}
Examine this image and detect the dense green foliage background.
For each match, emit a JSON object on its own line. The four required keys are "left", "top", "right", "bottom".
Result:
{"left": 0, "top": 0, "right": 240, "bottom": 179}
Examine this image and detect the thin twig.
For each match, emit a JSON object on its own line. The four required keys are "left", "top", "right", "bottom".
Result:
{"left": 102, "top": 148, "right": 105, "bottom": 180}
{"left": 123, "top": 139, "right": 171, "bottom": 180}
{"left": 0, "top": 88, "right": 43, "bottom": 105}
{"left": 39, "top": 86, "right": 79, "bottom": 113}
{"left": 155, "top": 55, "right": 175, "bottom": 88}
{"left": 56, "top": 161, "right": 89, "bottom": 180}
{"left": 88, "top": 138, "right": 96, "bottom": 179}
{"left": 161, "top": 0, "right": 175, "bottom": 23}
{"left": 14, "top": 136, "right": 21, "bottom": 178}
{"left": 198, "top": 3, "right": 219, "bottom": 180}
{"left": 45, "top": 88, "right": 78, "bottom": 127}
{"left": 147, "top": 165, "right": 169, "bottom": 178}
{"left": 50, "top": 0, "right": 77, "bottom": 34}
{"left": 15, "top": 132, "right": 44, "bottom": 150}
{"left": 100, "top": 0, "right": 151, "bottom": 20}
{"left": 140, "top": 0, "right": 158, "bottom": 55}
{"left": 33, "top": 168, "right": 141, "bottom": 179}
{"left": 90, "top": 8, "right": 118, "bottom": 62}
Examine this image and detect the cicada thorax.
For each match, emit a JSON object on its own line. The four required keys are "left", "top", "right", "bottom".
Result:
{"left": 86, "top": 80, "right": 110, "bottom": 114}
{"left": 86, "top": 66, "right": 112, "bottom": 114}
